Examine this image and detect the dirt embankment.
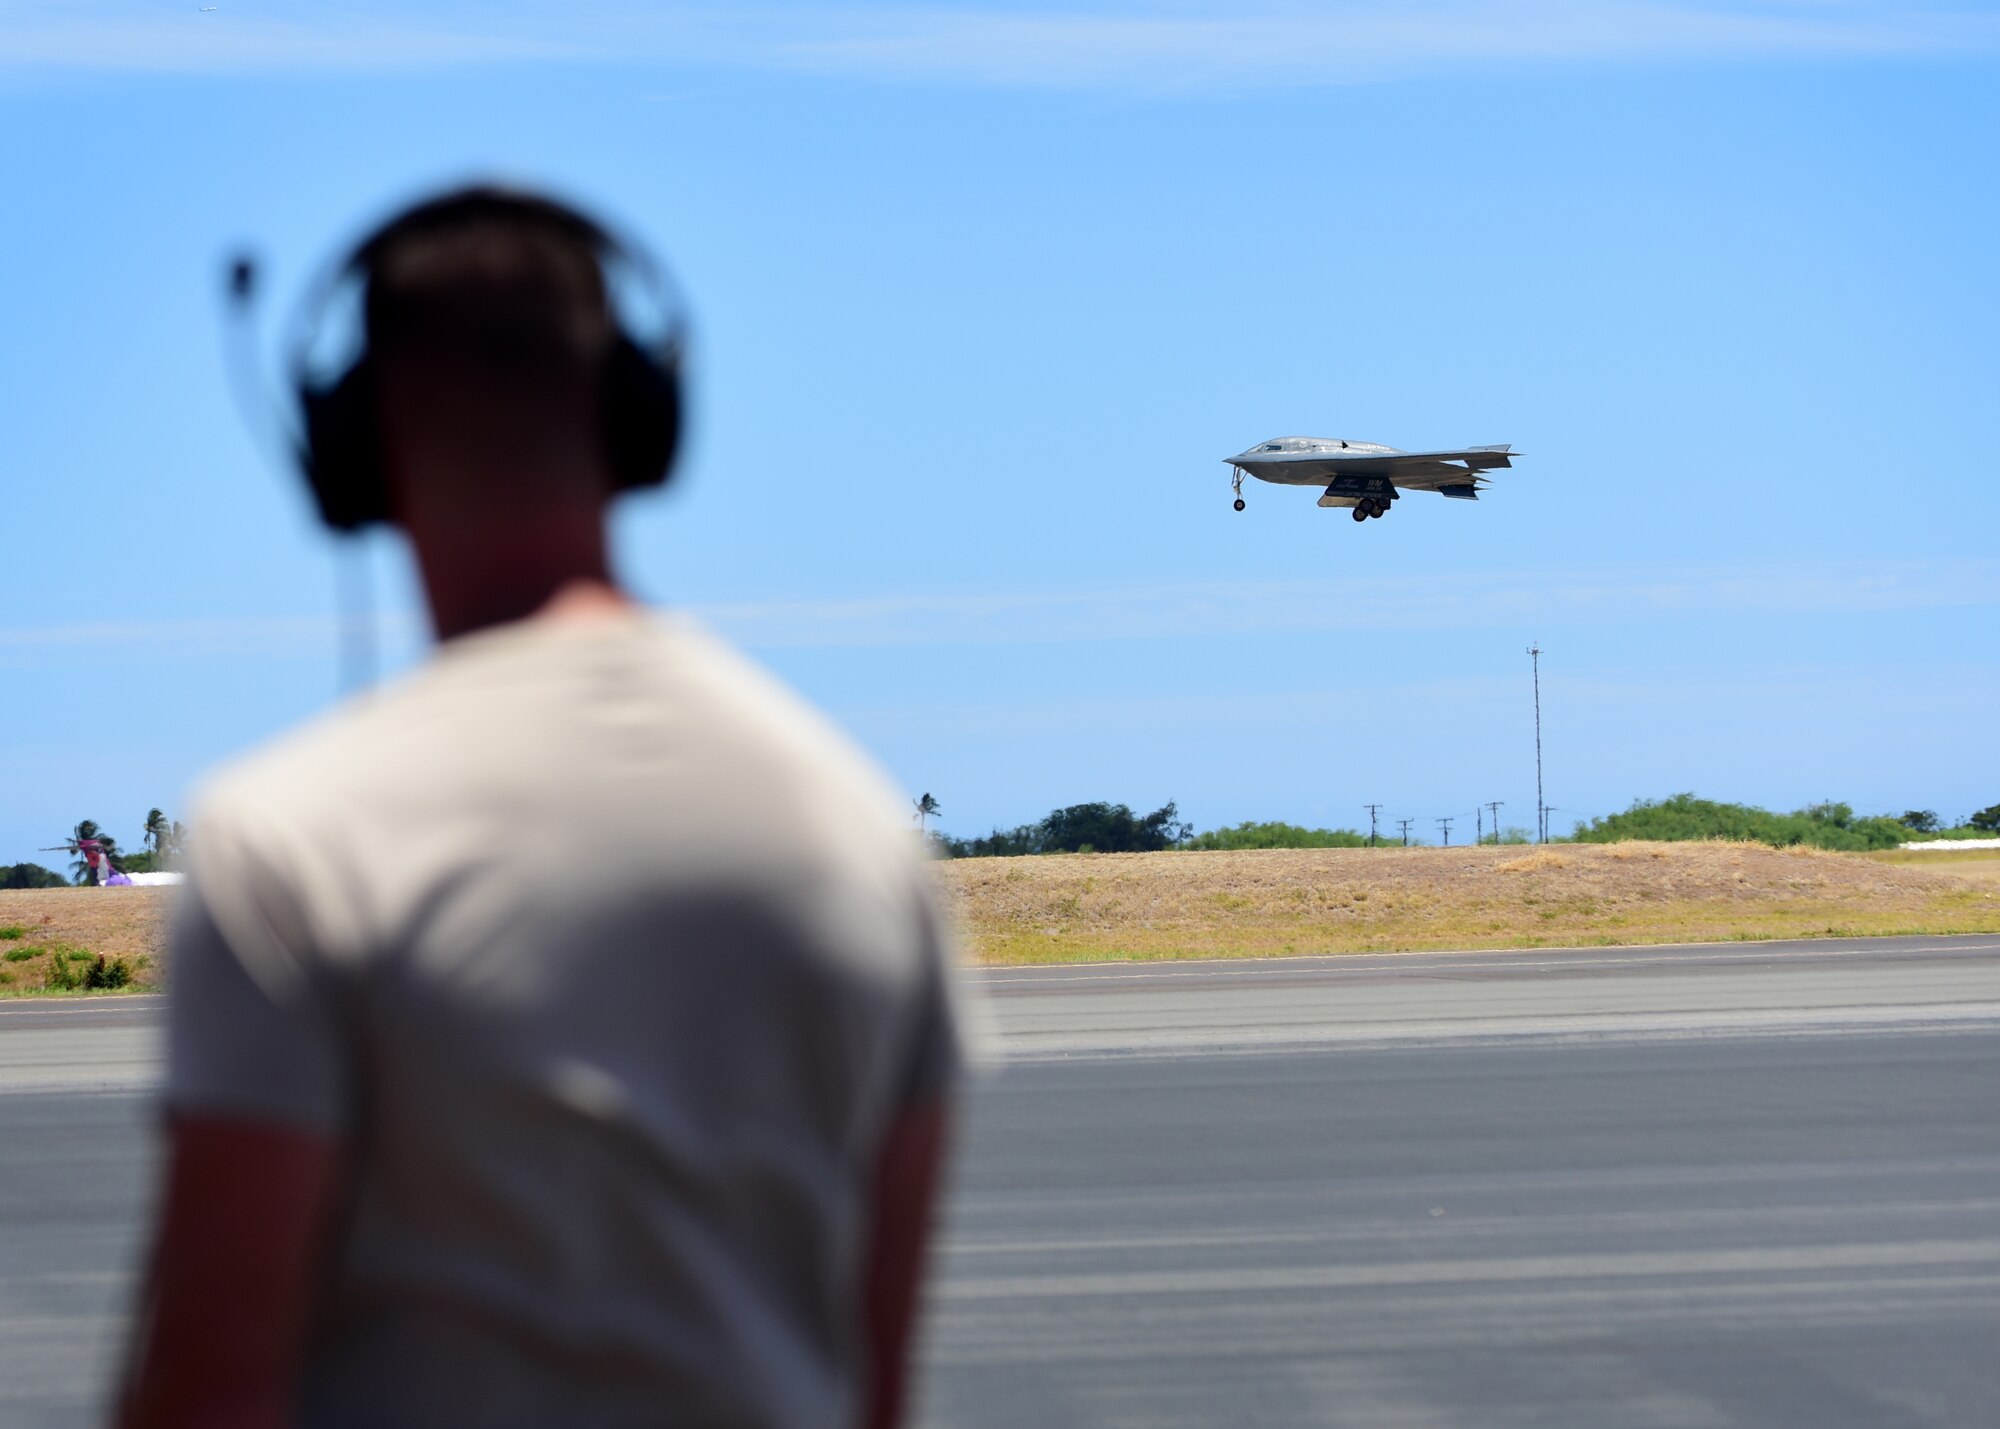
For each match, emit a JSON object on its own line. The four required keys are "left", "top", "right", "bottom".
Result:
{"left": 934, "top": 841, "right": 2000, "bottom": 965}
{"left": 0, "top": 887, "right": 172, "bottom": 993}
{"left": 6, "top": 843, "right": 1997, "bottom": 988}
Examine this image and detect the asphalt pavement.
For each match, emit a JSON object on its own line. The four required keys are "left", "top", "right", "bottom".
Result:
{"left": 3, "top": 935, "right": 1997, "bottom": 1427}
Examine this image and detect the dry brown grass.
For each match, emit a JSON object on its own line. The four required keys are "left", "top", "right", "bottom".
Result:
{"left": 10, "top": 844, "right": 1997, "bottom": 987}
{"left": 934, "top": 841, "right": 2000, "bottom": 965}
{"left": 0, "top": 888, "right": 171, "bottom": 994}
{"left": 1865, "top": 848, "right": 2000, "bottom": 885}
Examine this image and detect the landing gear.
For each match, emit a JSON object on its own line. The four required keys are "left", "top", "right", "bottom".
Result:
{"left": 1352, "top": 504, "right": 1369, "bottom": 523}
{"left": 1233, "top": 498, "right": 1246, "bottom": 512}
{"left": 1229, "top": 467, "right": 1246, "bottom": 512}
{"left": 1352, "top": 497, "right": 1391, "bottom": 522}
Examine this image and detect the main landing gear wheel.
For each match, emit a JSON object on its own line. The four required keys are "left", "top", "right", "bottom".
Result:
{"left": 1233, "top": 498, "right": 1246, "bottom": 512}
{"left": 1352, "top": 505, "right": 1369, "bottom": 523}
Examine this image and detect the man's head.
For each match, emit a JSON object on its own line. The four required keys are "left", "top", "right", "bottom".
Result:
{"left": 294, "top": 187, "right": 685, "bottom": 637}
{"left": 297, "top": 187, "right": 682, "bottom": 535}
{"left": 367, "top": 196, "right": 613, "bottom": 514}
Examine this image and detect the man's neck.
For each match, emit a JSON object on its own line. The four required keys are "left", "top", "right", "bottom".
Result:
{"left": 406, "top": 503, "right": 632, "bottom": 642}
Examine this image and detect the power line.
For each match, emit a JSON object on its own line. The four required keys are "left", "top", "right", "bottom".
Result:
{"left": 1436, "top": 816, "right": 1454, "bottom": 847}
{"left": 1527, "top": 643, "right": 1546, "bottom": 844}
{"left": 1364, "top": 803, "right": 1383, "bottom": 848}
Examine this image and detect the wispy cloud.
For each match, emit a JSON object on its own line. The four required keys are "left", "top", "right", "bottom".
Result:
{"left": 0, "top": 558, "right": 1988, "bottom": 659}
{"left": 1, "top": 558, "right": 1990, "bottom": 661}
{"left": 0, "top": 612, "right": 421, "bottom": 663}
{"left": 696, "top": 557, "right": 2000, "bottom": 648}
{"left": 840, "top": 659, "right": 2000, "bottom": 744}
{"left": 5, "top": 2, "right": 1996, "bottom": 85}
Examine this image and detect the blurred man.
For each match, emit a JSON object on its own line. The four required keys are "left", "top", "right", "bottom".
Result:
{"left": 119, "top": 188, "right": 967, "bottom": 1429}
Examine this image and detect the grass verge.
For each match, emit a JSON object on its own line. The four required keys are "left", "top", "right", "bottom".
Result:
{"left": 9, "top": 844, "right": 1998, "bottom": 984}
{"left": 936, "top": 842, "right": 2000, "bottom": 965}
{"left": 0, "top": 888, "right": 167, "bottom": 996}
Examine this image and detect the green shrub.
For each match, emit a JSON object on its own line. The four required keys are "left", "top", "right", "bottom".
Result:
{"left": 1183, "top": 821, "right": 1377, "bottom": 850}
{"left": 0, "top": 925, "right": 26, "bottom": 941}
{"left": 1574, "top": 794, "right": 1913, "bottom": 852}
{"left": 43, "top": 957, "right": 83, "bottom": 992}
{"left": 83, "top": 956, "right": 131, "bottom": 990}
{"left": 3, "top": 947, "right": 37, "bottom": 964}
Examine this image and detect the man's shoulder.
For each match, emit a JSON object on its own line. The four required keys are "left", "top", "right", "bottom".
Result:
{"left": 641, "top": 617, "right": 924, "bottom": 874}
{"left": 192, "top": 612, "right": 914, "bottom": 862}
{"left": 659, "top": 618, "right": 897, "bottom": 798}
{"left": 190, "top": 657, "right": 448, "bottom": 828}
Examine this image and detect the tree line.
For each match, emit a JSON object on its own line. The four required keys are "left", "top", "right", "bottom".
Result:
{"left": 935, "top": 801, "right": 1195, "bottom": 858}
{"left": 921, "top": 793, "right": 2000, "bottom": 859}
{"left": 1, "top": 810, "right": 187, "bottom": 888}
{"left": 1571, "top": 795, "right": 2000, "bottom": 852}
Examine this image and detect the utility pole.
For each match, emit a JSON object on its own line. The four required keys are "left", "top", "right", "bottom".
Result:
{"left": 1364, "top": 803, "right": 1383, "bottom": 848}
{"left": 1528, "top": 643, "right": 1546, "bottom": 843}
{"left": 1396, "top": 818, "right": 1414, "bottom": 847}
{"left": 1486, "top": 800, "right": 1504, "bottom": 845}
{"left": 1436, "top": 816, "right": 1454, "bottom": 847}
{"left": 1475, "top": 805, "right": 1482, "bottom": 844}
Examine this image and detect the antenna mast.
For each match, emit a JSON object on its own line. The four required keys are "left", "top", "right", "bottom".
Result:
{"left": 1528, "top": 644, "right": 1546, "bottom": 843}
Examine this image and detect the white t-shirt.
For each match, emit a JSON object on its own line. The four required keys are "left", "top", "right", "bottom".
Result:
{"left": 166, "top": 612, "right": 967, "bottom": 1429}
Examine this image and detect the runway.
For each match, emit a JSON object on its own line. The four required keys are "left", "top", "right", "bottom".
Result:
{"left": 3, "top": 935, "right": 1998, "bottom": 1426}
{"left": 964, "top": 933, "right": 2000, "bottom": 1056}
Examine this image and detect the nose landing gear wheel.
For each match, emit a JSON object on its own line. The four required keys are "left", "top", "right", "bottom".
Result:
{"left": 1233, "top": 498, "right": 1246, "bottom": 512}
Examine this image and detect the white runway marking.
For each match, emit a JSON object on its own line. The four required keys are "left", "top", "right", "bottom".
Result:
{"left": 941, "top": 1237, "right": 2000, "bottom": 1301}
{"left": 969, "top": 938, "right": 2000, "bottom": 987}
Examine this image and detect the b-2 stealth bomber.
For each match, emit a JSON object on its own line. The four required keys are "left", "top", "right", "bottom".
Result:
{"left": 1225, "top": 436, "right": 1518, "bottom": 522}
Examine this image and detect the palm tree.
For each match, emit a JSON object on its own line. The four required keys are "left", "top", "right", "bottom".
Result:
{"left": 143, "top": 808, "right": 169, "bottom": 855}
{"left": 912, "top": 793, "right": 942, "bottom": 833}
{"left": 65, "top": 820, "right": 118, "bottom": 885}
{"left": 165, "top": 820, "right": 188, "bottom": 862}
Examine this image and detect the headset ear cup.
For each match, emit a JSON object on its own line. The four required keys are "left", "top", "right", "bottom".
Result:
{"left": 299, "top": 357, "right": 390, "bottom": 531}
{"left": 602, "top": 335, "right": 681, "bottom": 493}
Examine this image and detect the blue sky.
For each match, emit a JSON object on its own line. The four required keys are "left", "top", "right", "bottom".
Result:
{"left": 3, "top": 1, "right": 1997, "bottom": 864}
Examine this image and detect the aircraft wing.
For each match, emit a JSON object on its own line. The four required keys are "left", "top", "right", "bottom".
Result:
{"left": 1228, "top": 445, "right": 1515, "bottom": 484}
{"left": 1378, "top": 445, "right": 1514, "bottom": 471}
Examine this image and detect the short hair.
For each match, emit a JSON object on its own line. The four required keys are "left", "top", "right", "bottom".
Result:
{"left": 364, "top": 203, "right": 614, "bottom": 390}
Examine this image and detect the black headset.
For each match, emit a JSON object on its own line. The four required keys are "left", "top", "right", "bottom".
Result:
{"left": 288, "top": 186, "right": 686, "bottom": 533}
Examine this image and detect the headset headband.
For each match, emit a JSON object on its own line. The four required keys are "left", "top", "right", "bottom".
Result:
{"left": 285, "top": 184, "right": 688, "bottom": 532}
{"left": 288, "top": 186, "right": 687, "bottom": 403}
